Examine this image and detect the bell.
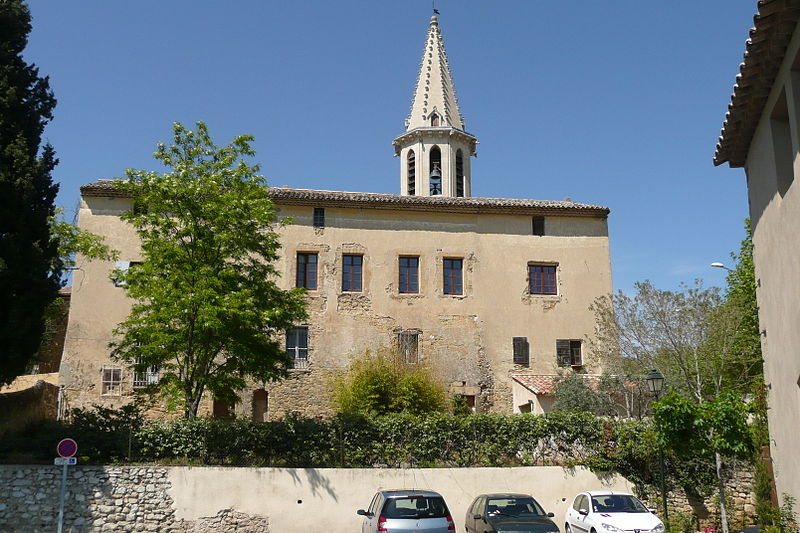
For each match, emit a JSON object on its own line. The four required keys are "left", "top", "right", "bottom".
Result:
{"left": 429, "top": 165, "right": 441, "bottom": 179}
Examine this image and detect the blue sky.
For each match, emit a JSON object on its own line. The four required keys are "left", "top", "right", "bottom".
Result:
{"left": 25, "top": 1, "right": 756, "bottom": 294}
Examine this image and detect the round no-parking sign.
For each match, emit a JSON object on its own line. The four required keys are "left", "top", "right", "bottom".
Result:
{"left": 57, "top": 438, "right": 78, "bottom": 458}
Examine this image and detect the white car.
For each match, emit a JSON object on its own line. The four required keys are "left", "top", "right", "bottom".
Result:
{"left": 565, "top": 491, "right": 664, "bottom": 533}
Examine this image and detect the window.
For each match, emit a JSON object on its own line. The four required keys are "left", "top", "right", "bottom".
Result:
{"left": 528, "top": 264, "right": 557, "bottom": 295}
{"left": 113, "top": 260, "right": 142, "bottom": 287}
{"left": 397, "top": 330, "right": 420, "bottom": 363}
{"left": 286, "top": 327, "right": 309, "bottom": 369}
{"left": 532, "top": 216, "right": 545, "bottom": 236}
{"left": 556, "top": 339, "right": 582, "bottom": 367}
{"left": 101, "top": 367, "right": 122, "bottom": 396}
{"left": 296, "top": 253, "right": 318, "bottom": 289}
{"left": 443, "top": 258, "right": 463, "bottom": 295}
{"left": 455, "top": 150, "right": 464, "bottom": 197}
{"left": 430, "top": 112, "right": 440, "bottom": 127}
{"left": 513, "top": 337, "right": 530, "bottom": 366}
{"left": 429, "top": 146, "right": 442, "bottom": 195}
{"left": 399, "top": 256, "right": 419, "bottom": 293}
{"left": 342, "top": 254, "right": 363, "bottom": 292}
{"left": 407, "top": 150, "right": 416, "bottom": 195}
{"left": 252, "top": 389, "right": 268, "bottom": 422}
{"left": 313, "top": 207, "right": 325, "bottom": 227}
{"left": 132, "top": 356, "right": 160, "bottom": 388}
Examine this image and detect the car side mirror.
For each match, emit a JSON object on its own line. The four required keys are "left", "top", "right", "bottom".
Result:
{"left": 357, "top": 509, "right": 368, "bottom": 516}
{"left": 649, "top": 509, "right": 657, "bottom": 514}
{"left": 579, "top": 509, "right": 589, "bottom": 516}
{"left": 473, "top": 514, "right": 483, "bottom": 520}
{"left": 547, "top": 512, "right": 555, "bottom": 517}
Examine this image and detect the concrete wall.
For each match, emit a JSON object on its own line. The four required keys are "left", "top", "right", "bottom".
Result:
{"left": 742, "top": 20, "right": 800, "bottom": 514}
{"left": 59, "top": 193, "right": 612, "bottom": 418}
{"left": 0, "top": 465, "right": 630, "bottom": 533}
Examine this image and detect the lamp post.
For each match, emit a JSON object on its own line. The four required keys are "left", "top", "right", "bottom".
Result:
{"left": 646, "top": 369, "right": 668, "bottom": 529}
{"left": 710, "top": 262, "right": 733, "bottom": 272}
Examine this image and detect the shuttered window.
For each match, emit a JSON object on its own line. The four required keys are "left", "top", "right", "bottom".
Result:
{"left": 513, "top": 337, "right": 530, "bottom": 366}
{"left": 313, "top": 208, "right": 325, "bottom": 227}
{"left": 532, "top": 216, "right": 545, "bottom": 236}
{"left": 556, "top": 339, "right": 582, "bottom": 367}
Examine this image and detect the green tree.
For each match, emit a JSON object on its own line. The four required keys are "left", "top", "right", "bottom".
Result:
{"left": 655, "top": 392, "right": 754, "bottom": 533}
{"left": 331, "top": 349, "right": 447, "bottom": 415}
{"left": 551, "top": 372, "right": 616, "bottom": 415}
{"left": 0, "top": 0, "right": 61, "bottom": 386}
{"left": 110, "top": 122, "right": 308, "bottom": 418}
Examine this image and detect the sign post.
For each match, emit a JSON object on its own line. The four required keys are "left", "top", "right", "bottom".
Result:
{"left": 55, "top": 438, "right": 78, "bottom": 533}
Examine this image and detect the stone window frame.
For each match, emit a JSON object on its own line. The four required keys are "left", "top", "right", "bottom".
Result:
{"left": 435, "top": 252, "right": 472, "bottom": 299}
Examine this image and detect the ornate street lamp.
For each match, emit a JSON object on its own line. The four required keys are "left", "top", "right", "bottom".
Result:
{"left": 646, "top": 369, "right": 669, "bottom": 530}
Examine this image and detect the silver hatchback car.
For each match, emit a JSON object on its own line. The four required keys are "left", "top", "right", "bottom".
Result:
{"left": 357, "top": 489, "right": 456, "bottom": 533}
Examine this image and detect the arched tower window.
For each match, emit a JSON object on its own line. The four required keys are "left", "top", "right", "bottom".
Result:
{"left": 407, "top": 150, "right": 416, "bottom": 195}
{"left": 455, "top": 149, "right": 464, "bottom": 197}
{"left": 430, "top": 112, "right": 440, "bottom": 127}
{"left": 429, "top": 146, "right": 442, "bottom": 195}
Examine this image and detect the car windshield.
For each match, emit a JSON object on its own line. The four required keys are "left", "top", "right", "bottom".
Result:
{"left": 486, "top": 497, "right": 546, "bottom": 517}
{"left": 382, "top": 496, "right": 448, "bottom": 519}
{"left": 590, "top": 495, "right": 648, "bottom": 513}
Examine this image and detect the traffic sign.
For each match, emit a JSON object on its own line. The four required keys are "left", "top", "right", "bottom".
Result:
{"left": 56, "top": 438, "right": 78, "bottom": 458}
{"left": 54, "top": 457, "right": 77, "bottom": 466}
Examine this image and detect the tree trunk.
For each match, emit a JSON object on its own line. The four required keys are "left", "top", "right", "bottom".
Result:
{"left": 715, "top": 449, "right": 730, "bottom": 533}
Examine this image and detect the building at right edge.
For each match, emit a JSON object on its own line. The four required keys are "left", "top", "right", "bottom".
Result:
{"left": 714, "top": 0, "right": 800, "bottom": 512}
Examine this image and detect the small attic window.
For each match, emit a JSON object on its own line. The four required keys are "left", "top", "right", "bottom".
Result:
{"left": 430, "top": 113, "right": 440, "bottom": 127}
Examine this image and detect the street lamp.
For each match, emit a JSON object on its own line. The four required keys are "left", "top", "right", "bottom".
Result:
{"left": 646, "top": 369, "right": 669, "bottom": 530}
{"left": 710, "top": 262, "right": 733, "bottom": 271}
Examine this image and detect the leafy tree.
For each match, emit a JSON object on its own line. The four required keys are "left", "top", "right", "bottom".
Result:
{"left": 551, "top": 372, "right": 616, "bottom": 415}
{"left": 331, "top": 349, "right": 447, "bottom": 415}
{"left": 110, "top": 122, "right": 308, "bottom": 418}
{"left": 0, "top": 0, "right": 61, "bottom": 385}
{"left": 655, "top": 392, "right": 754, "bottom": 533}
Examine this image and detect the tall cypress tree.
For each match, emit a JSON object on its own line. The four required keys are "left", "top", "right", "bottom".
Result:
{"left": 0, "top": 0, "right": 61, "bottom": 385}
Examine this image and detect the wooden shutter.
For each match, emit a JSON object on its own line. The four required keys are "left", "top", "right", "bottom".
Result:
{"left": 513, "top": 337, "right": 529, "bottom": 366}
{"left": 556, "top": 339, "right": 572, "bottom": 367}
{"left": 570, "top": 340, "right": 582, "bottom": 366}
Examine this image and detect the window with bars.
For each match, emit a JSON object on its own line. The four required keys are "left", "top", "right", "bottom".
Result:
{"left": 455, "top": 150, "right": 464, "bottom": 197}
{"left": 132, "top": 356, "right": 160, "bottom": 388}
{"left": 296, "top": 253, "right": 318, "bottom": 289}
{"left": 528, "top": 264, "right": 557, "bottom": 295}
{"left": 443, "top": 258, "right": 463, "bottom": 295}
{"left": 397, "top": 330, "right": 420, "bottom": 363}
{"left": 399, "top": 256, "right": 419, "bottom": 293}
{"left": 342, "top": 254, "right": 363, "bottom": 292}
{"left": 532, "top": 216, "right": 545, "bottom": 236}
{"left": 286, "top": 327, "right": 309, "bottom": 369}
{"left": 556, "top": 339, "right": 582, "bottom": 367}
{"left": 513, "top": 337, "right": 530, "bottom": 366}
{"left": 407, "top": 150, "right": 416, "bottom": 195}
{"left": 101, "top": 367, "right": 122, "bottom": 396}
{"left": 313, "top": 208, "right": 325, "bottom": 228}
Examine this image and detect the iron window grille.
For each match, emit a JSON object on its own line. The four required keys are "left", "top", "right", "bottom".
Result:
{"left": 101, "top": 367, "right": 123, "bottom": 396}
{"left": 132, "top": 356, "right": 160, "bottom": 388}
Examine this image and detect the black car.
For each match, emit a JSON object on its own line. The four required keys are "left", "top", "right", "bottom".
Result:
{"left": 465, "top": 493, "right": 560, "bottom": 533}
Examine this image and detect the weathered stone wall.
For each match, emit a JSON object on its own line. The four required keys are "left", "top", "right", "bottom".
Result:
{"left": 639, "top": 466, "right": 756, "bottom": 532}
{"left": 0, "top": 380, "right": 59, "bottom": 438}
{"left": 0, "top": 466, "right": 270, "bottom": 533}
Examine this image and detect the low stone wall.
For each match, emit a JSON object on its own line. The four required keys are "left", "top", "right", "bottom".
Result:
{"left": 0, "top": 464, "right": 631, "bottom": 533}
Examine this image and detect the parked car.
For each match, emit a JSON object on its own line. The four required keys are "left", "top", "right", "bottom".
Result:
{"left": 565, "top": 491, "right": 664, "bottom": 533}
{"left": 357, "top": 489, "right": 456, "bottom": 533}
{"left": 465, "top": 493, "right": 560, "bottom": 533}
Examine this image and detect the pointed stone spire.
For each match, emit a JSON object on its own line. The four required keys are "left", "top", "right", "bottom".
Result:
{"left": 406, "top": 14, "right": 465, "bottom": 131}
{"left": 394, "top": 13, "right": 477, "bottom": 198}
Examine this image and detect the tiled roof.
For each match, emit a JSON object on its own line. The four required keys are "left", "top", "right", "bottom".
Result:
{"left": 714, "top": 0, "right": 800, "bottom": 167}
{"left": 80, "top": 181, "right": 610, "bottom": 217}
{"left": 511, "top": 374, "right": 601, "bottom": 396}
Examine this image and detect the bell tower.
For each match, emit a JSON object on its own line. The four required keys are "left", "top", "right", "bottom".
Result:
{"left": 393, "top": 13, "right": 477, "bottom": 197}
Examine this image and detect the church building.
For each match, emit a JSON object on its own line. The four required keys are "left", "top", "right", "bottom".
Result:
{"left": 58, "top": 14, "right": 613, "bottom": 418}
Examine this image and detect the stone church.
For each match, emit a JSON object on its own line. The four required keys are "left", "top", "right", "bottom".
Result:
{"left": 58, "top": 13, "right": 613, "bottom": 419}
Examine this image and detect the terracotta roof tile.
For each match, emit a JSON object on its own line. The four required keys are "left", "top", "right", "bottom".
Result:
{"left": 511, "top": 374, "right": 602, "bottom": 396}
{"left": 714, "top": 0, "right": 800, "bottom": 167}
{"left": 80, "top": 181, "right": 610, "bottom": 217}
